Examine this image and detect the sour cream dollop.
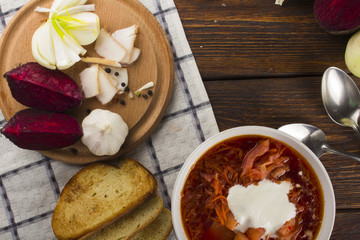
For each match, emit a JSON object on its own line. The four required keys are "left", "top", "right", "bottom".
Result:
{"left": 227, "top": 179, "right": 296, "bottom": 236}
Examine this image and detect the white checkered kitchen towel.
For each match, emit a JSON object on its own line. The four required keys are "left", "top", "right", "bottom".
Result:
{"left": 0, "top": 0, "right": 219, "bottom": 239}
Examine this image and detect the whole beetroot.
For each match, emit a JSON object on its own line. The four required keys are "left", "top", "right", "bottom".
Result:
{"left": 314, "top": 0, "right": 360, "bottom": 34}
{"left": 1, "top": 109, "right": 83, "bottom": 150}
{"left": 4, "top": 62, "right": 82, "bottom": 112}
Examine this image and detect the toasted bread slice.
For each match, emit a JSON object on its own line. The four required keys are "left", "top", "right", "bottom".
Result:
{"left": 87, "top": 194, "right": 163, "bottom": 240}
{"left": 52, "top": 159, "right": 157, "bottom": 240}
{"left": 131, "top": 208, "right": 173, "bottom": 240}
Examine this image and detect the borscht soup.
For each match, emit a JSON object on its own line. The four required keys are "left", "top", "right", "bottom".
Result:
{"left": 181, "top": 135, "right": 323, "bottom": 240}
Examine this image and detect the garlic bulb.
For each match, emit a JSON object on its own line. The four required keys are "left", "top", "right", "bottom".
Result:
{"left": 81, "top": 109, "right": 128, "bottom": 156}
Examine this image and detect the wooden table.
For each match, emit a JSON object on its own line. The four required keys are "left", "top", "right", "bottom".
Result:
{"left": 174, "top": 0, "right": 360, "bottom": 239}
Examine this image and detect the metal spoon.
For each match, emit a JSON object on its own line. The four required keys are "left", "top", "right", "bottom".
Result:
{"left": 278, "top": 123, "right": 360, "bottom": 162}
{"left": 322, "top": 66, "right": 360, "bottom": 137}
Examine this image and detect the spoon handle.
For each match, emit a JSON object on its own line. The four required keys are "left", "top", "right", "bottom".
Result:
{"left": 350, "top": 122, "right": 360, "bottom": 138}
{"left": 323, "top": 145, "right": 360, "bottom": 162}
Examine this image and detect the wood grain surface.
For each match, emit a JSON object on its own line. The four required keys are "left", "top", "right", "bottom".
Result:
{"left": 0, "top": 0, "right": 174, "bottom": 164}
{"left": 175, "top": 0, "right": 350, "bottom": 79}
{"left": 175, "top": 0, "right": 360, "bottom": 238}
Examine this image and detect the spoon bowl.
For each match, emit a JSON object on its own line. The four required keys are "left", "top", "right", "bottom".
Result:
{"left": 279, "top": 123, "right": 360, "bottom": 162}
{"left": 279, "top": 124, "right": 326, "bottom": 157}
{"left": 322, "top": 67, "right": 360, "bottom": 136}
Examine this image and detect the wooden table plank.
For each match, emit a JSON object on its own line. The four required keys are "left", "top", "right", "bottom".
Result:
{"left": 332, "top": 210, "right": 360, "bottom": 239}
{"left": 174, "top": 0, "right": 350, "bottom": 79}
{"left": 205, "top": 77, "right": 360, "bottom": 209}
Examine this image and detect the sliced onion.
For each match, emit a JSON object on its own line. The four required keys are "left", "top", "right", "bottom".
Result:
{"left": 32, "top": 26, "right": 56, "bottom": 69}
{"left": 57, "top": 4, "right": 95, "bottom": 16}
{"left": 37, "top": 21, "right": 56, "bottom": 65}
{"left": 32, "top": 0, "right": 100, "bottom": 70}
{"left": 50, "top": 0, "right": 87, "bottom": 16}
{"left": 60, "top": 12, "right": 100, "bottom": 45}
{"left": 50, "top": 23, "right": 79, "bottom": 70}
{"left": 53, "top": 19, "right": 87, "bottom": 55}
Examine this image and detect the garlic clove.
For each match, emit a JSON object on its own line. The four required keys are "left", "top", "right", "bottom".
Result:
{"left": 135, "top": 81, "right": 154, "bottom": 97}
{"left": 81, "top": 109, "right": 128, "bottom": 156}
{"left": 275, "top": 0, "right": 285, "bottom": 5}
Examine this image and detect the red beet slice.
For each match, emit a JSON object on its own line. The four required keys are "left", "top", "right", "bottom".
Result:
{"left": 314, "top": 0, "right": 360, "bottom": 34}
{"left": 4, "top": 62, "right": 82, "bottom": 112}
{"left": 1, "top": 109, "right": 83, "bottom": 150}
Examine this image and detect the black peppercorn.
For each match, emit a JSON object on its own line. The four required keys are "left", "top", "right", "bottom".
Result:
{"left": 142, "top": 94, "right": 148, "bottom": 99}
{"left": 120, "top": 100, "right": 125, "bottom": 105}
{"left": 147, "top": 90, "right": 153, "bottom": 96}
{"left": 70, "top": 148, "right": 78, "bottom": 155}
{"left": 105, "top": 68, "right": 111, "bottom": 73}
{"left": 121, "top": 82, "right": 126, "bottom": 87}
{"left": 115, "top": 72, "right": 119, "bottom": 76}
{"left": 125, "top": 87, "right": 130, "bottom": 92}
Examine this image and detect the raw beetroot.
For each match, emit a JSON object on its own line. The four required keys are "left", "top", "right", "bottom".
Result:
{"left": 4, "top": 62, "right": 82, "bottom": 112}
{"left": 1, "top": 109, "right": 83, "bottom": 150}
{"left": 314, "top": 0, "right": 360, "bottom": 34}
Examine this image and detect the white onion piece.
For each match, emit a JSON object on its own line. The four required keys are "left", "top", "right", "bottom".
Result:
{"left": 57, "top": 4, "right": 95, "bottom": 16}
{"left": 50, "top": 0, "right": 87, "bottom": 16}
{"left": 36, "top": 21, "right": 56, "bottom": 66}
{"left": 32, "top": 0, "right": 100, "bottom": 69}
{"left": 32, "top": 26, "right": 56, "bottom": 69}
{"left": 53, "top": 19, "right": 86, "bottom": 55}
{"left": 50, "top": 23, "right": 79, "bottom": 70}
{"left": 65, "top": 12, "right": 100, "bottom": 45}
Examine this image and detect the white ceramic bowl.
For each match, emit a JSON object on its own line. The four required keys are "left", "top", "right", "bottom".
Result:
{"left": 172, "top": 126, "right": 335, "bottom": 240}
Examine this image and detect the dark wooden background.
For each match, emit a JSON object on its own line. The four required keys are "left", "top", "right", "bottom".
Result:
{"left": 174, "top": 0, "right": 360, "bottom": 239}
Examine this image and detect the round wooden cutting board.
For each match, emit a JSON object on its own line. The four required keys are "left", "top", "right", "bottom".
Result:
{"left": 0, "top": 0, "right": 174, "bottom": 164}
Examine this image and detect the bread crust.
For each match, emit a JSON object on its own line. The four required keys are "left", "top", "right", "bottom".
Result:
{"left": 51, "top": 158, "right": 157, "bottom": 240}
{"left": 87, "top": 194, "right": 163, "bottom": 240}
{"left": 131, "top": 208, "right": 173, "bottom": 240}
